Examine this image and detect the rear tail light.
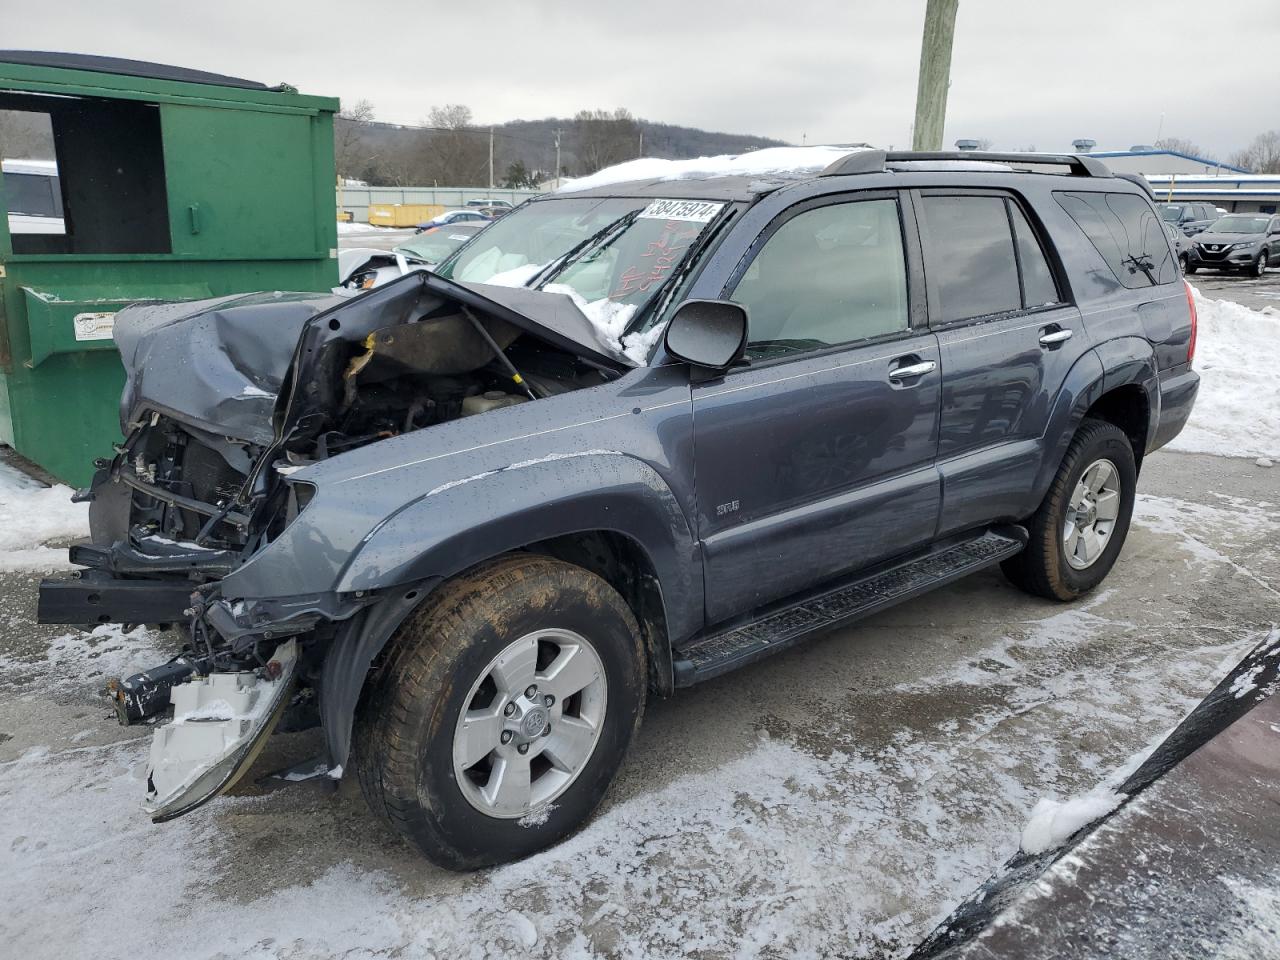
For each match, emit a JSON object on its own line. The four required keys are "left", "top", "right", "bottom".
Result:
{"left": 1184, "top": 279, "right": 1198, "bottom": 365}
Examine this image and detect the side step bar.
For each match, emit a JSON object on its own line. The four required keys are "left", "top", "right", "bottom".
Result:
{"left": 672, "top": 527, "right": 1027, "bottom": 687}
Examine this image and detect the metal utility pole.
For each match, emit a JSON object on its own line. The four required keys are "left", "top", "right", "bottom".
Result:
{"left": 554, "top": 129, "right": 562, "bottom": 188}
{"left": 488, "top": 127, "right": 495, "bottom": 189}
{"left": 639, "top": 128, "right": 644, "bottom": 158}
{"left": 911, "top": 0, "right": 960, "bottom": 151}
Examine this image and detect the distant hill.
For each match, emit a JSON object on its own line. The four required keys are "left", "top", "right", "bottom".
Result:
{"left": 335, "top": 115, "right": 789, "bottom": 187}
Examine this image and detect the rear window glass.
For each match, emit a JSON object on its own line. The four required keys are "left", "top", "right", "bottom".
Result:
{"left": 1056, "top": 192, "right": 1177, "bottom": 288}
{"left": 920, "top": 195, "right": 1021, "bottom": 323}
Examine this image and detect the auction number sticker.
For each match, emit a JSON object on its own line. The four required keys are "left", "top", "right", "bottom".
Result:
{"left": 73, "top": 312, "right": 116, "bottom": 341}
{"left": 637, "top": 199, "right": 724, "bottom": 223}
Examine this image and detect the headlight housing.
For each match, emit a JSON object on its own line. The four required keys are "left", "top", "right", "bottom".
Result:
{"left": 1231, "top": 241, "right": 1260, "bottom": 249}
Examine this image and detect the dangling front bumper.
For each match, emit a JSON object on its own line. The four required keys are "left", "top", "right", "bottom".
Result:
{"left": 144, "top": 640, "right": 299, "bottom": 822}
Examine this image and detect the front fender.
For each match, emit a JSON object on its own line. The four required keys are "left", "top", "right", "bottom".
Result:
{"left": 335, "top": 450, "right": 702, "bottom": 644}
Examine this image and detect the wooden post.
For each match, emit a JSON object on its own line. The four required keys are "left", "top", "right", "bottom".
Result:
{"left": 912, "top": 0, "right": 960, "bottom": 152}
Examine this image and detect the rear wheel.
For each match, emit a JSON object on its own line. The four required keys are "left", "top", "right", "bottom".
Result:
{"left": 354, "top": 554, "right": 646, "bottom": 869}
{"left": 1002, "top": 419, "right": 1137, "bottom": 601}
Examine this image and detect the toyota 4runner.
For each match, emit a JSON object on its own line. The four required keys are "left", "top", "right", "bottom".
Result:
{"left": 37, "top": 149, "right": 1199, "bottom": 869}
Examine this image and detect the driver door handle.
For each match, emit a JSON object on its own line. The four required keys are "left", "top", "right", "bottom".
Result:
{"left": 1039, "top": 328, "right": 1073, "bottom": 346}
{"left": 888, "top": 360, "right": 937, "bottom": 381}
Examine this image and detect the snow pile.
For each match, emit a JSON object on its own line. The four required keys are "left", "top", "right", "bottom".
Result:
{"left": 0, "top": 462, "right": 87, "bottom": 571}
{"left": 1020, "top": 787, "right": 1125, "bottom": 855}
{"left": 1170, "top": 288, "right": 1280, "bottom": 459}
{"left": 541, "top": 282, "right": 657, "bottom": 363}
{"left": 556, "top": 146, "right": 859, "bottom": 193}
{"left": 336, "top": 221, "right": 382, "bottom": 235}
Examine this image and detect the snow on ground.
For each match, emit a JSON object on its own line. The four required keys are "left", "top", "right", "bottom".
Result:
{"left": 2, "top": 474, "right": 1274, "bottom": 958}
{"left": 336, "top": 221, "right": 383, "bottom": 235}
{"left": 556, "top": 146, "right": 858, "bottom": 193}
{"left": 1170, "top": 287, "right": 1280, "bottom": 459}
{"left": 0, "top": 464, "right": 87, "bottom": 571}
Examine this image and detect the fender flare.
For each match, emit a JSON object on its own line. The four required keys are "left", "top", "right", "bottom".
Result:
{"left": 1030, "top": 337, "right": 1157, "bottom": 505}
{"left": 319, "top": 451, "right": 700, "bottom": 769}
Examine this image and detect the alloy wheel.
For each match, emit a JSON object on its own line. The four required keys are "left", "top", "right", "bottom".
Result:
{"left": 452, "top": 628, "right": 607, "bottom": 818}
{"left": 1063, "top": 458, "right": 1122, "bottom": 570}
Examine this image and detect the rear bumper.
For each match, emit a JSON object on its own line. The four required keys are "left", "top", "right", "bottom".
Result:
{"left": 1149, "top": 365, "right": 1200, "bottom": 453}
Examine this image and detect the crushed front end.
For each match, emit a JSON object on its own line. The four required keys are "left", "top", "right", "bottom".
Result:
{"left": 37, "top": 272, "right": 629, "bottom": 821}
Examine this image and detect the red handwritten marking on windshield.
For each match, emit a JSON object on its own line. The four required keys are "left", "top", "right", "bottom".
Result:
{"left": 611, "top": 220, "right": 700, "bottom": 300}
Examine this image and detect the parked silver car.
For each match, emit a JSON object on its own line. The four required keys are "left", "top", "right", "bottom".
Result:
{"left": 1186, "top": 213, "right": 1280, "bottom": 276}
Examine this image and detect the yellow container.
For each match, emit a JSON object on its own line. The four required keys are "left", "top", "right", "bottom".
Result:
{"left": 367, "top": 203, "right": 446, "bottom": 227}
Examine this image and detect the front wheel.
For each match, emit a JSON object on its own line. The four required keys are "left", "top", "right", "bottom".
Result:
{"left": 354, "top": 554, "right": 646, "bottom": 869}
{"left": 1253, "top": 248, "right": 1269, "bottom": 278}
{"left": 1184, "top": 262, "right": 1198, "bottom": 275}
{"left": 1179, "top": 252, "right": 1189, "bottom": 274}
{"left": 1002, "top": 419, "right": 1137, "bottom": 601}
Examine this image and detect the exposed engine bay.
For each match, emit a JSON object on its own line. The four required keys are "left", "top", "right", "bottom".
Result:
{"left": 108, "top": 273, "right": 621, "bottom": 557}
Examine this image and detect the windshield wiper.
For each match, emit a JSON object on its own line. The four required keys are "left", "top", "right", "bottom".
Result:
{"left": 529, "top": 210, "right": 642, "bottom": 289}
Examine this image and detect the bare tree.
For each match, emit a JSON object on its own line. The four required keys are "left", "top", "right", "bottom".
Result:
{"left": 334, "top": 98, "right": 376, "bottom": 179}
{"left": 1154, "top": 137, "right": 1213, "bottom": 159}
{"left": 424, "top": 104, "right": 487, "bottom": 185}
{"left": 1231, "top": 130, "right": 1280, "bottom": 173}
{"left": 974, "top": 137, "right": 993, "bottom": 151}
{"left": 571, "top": 108, "right": 640, "bottom": 175}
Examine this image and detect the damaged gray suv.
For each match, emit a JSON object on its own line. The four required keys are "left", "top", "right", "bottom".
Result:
{"left": 39, "top": 150, "right": 1199, "bottom": 869}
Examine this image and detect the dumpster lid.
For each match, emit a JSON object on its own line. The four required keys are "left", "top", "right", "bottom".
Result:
{"left": 0, "top": 51, "right": 275, "bottom": 91}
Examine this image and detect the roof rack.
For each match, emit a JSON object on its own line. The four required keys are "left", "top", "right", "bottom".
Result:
{"left": 820, "top": 149, "right": 1112, "bottom": 178}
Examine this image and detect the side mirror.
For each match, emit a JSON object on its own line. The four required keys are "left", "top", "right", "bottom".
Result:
{"left": 664, "top": 299, "right": 748, "bottom": 371}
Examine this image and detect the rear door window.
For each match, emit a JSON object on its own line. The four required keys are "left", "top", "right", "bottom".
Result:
{"left": 918, "top": 195, "right": 1021, "bottom": 323}
{"left": 1055, "top": 191, "right": 1178, "bottom": 288}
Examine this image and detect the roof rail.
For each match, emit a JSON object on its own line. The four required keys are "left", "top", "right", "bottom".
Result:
{"left": 820, "top": 149, "right": 1112, "bottom": 178}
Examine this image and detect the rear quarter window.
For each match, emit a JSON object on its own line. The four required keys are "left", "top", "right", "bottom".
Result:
{"left": 1055, "top": 191, "right": 1178, "bottom": 288}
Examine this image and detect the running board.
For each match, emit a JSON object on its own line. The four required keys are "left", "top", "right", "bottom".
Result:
{"left": 672, "top": 527, "right": 1026, "bottom": 687}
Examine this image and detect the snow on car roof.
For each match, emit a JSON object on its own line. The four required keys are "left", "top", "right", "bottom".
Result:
{"left": 555, "top": 146, "right": 865, "bottom": 197}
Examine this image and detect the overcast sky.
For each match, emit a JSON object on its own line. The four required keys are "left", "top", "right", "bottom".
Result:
{"left": 6, "top": 0, "right": 1278, "bottom": 157}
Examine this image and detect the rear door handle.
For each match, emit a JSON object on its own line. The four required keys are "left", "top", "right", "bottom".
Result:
{"left": 888, "top": 360, "right": 937, "bottom": 381}
{"left": 1039, "top": 328, "right": 1073, "bottom": 346}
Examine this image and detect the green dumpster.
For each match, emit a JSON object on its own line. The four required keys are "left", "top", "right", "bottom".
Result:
{"left": 0, "top": 52, "right": 339, "bottom": 485}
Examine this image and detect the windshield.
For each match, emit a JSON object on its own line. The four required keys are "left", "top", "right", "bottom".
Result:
{"left": 1207, "top": 215, "right": 1269, "bottom": 234}
{"left": 395, "top": 228, "right": 478, "bottom": 264}
{"left": 1159, "top": 204, "right": 1187, "bottom": 222}
{"left": 438, "top": 195, "right": 723, "bottom": 323}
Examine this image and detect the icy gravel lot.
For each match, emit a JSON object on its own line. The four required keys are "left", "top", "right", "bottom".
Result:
{"left": 1, "top": 288, "right": 1278, "bottom": 959}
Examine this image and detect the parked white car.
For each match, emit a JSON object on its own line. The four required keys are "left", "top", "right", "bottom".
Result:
{"left": 2, "top": 158, "right": 64, "bottom": 234}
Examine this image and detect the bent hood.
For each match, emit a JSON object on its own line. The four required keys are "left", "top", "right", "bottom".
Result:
{"left": 114, "top": 292, "right": 342, "bottom": 445}
{"left": 113, "top": 274, "right": 632, "bottom": 445}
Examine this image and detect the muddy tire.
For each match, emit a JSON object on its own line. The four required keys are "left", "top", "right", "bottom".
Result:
{"left": 353, "top": 554, "right": 646, "bottom": 870}
{"left": 1001, "top": 418, "right": 1137, "bottom": 602}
